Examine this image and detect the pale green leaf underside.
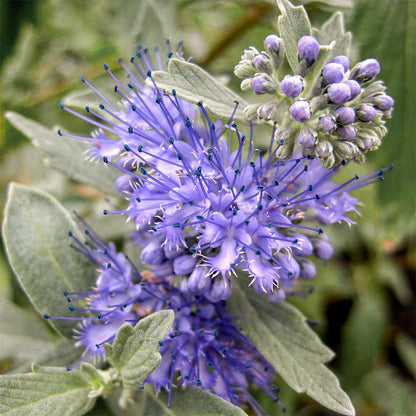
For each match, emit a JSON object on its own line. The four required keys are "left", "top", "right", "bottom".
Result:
{"left": 5, "top": 112, "right": 118, "bottom": 195}
{"left": 106, "top": 386, "right": 248, "bottom": 416}
{"left": 151, "top": 59, "right": 248, "bottom": 121}
{"left": 105, "top": 310, "right": 174, "bottom": 386}
{"left": 228, "top": 279, "right": 355, "bottom": 416}
{"left": 277, "top": 0, "right": 312, "bottom": 71}
{"left": 0, "top": 366, "right": 95, "bottom": 416}
{"left": 2, "top": 184, "right": 97, "bottom": 337}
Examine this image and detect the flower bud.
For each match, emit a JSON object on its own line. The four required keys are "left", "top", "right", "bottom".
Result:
{"left": 298, "top": 36, "right": 320, "bottom": 63}
{"left": 280, "top": 75, "right": 304, "bottom": 98}
{"left": 297, "top": 130, "right": 315, "bottom": 147}
{"left": 330, "top": 55, "right": 350, "bottom": 72}
{"left": 264, "top": 34, "right": 281, "bottom": 54}
{"left": 333, "top": 106, "right": 356, "bottom": 124}
{"left": 173, "top": 255, "right": 198, "bottom": 276}
{"left": 334, "top": 141, "right": 360, "bottom": 159}
{"left": 268, "top": 288, "right": 286, "bottom": 303}
{"left": 318, "top": 115, "right": 335, "bottom": 133}
{"left": 292, "top": 234, "right": 314, "bottom": 257}
{"left": 241, "top": 78, "right": 253, "bottom": 92}
{"left": 299, "top": 259, "right": 316, "bottom": 279}
{"left": 328, "top": 83, "right": 351, "bottom": 104}
{"left": 290, "top": 100, "right": 311, "bottom": 122}
{"left": 374, "top": 94, "right": 394, "bottom": 111}
{"left": 316, "top": 140, "right": 333, "bottom": 158}
{"left": 357, "top": 105, "right": 377, "bottom": 122}
{"left": 351, "top": 58, "right": 380, "bottom": 81}
{"left": 257, "top": 101, "right": 279, "bottom": 120}
{"left": 250, "top": 74, "right": 277, "bottom": 94}
{"left": 337, "top": 124, "right": 357, "bottom": 140}
{"left": 188, "top": 267, "right": 211, "bottom": 294}
{"left": 153, "top": 261, "right": 174, "bottom": 278}
{"left": 234, "top": 61, "right": 256, "bottom": 79}
{"left": 204, "top": 278, "right": 231, "bottom": 302}
{"left": 314, "top": 238, "right": 334, "bottom": 260}
{"left": 252, "top": 54, "right": 272, "bottom": 73}
{"left": 323, "top": 63, "right": 345, "bottom": 84}
{"left": 344, "top": 80, "right": 361, "bottom": 100}
{"left": 141, "top": 241, "right": 165, "bottom": 265}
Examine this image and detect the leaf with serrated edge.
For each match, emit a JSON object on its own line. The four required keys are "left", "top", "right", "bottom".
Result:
{"left": 151, "top": 59, "right": 248, "bottom": 121}
{"left": 277, "top": 0, "right": 312, "bottom": 71}
{"left": 106, "top": 385, "right": 248, "bottom": 416}
{"left": 105, "top": 310, "right": 174, "bottom": 386}
{"left": 0, "top": 365, "right": 95, "bottom": 416}
{"left": 228, "top": 279, "right": 355, "bottom": 416}
{"left": 5, "top": 112, "right": 118, "bottom": 195}
{"left": 2, "top": 184, "right": 97, "bottom": 337}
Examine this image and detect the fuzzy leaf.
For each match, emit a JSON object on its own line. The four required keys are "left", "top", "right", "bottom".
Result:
{"left": 317, "top": 11, "right": 351, "bottom": 58}
{"left": 151, "top": 59, "right": 248, "bottom": 121}
{"left": 105, "top": 310, "right": 174, "bottom": 386}
{"left": 5, "top": 112, "right": 118, "bottom": 195}
{"left": 228, "top": 279, "right": 355, "bottom": 416}
{"left": 106, "top": 386, "right": 248, "bottom": 416}
{"left": 277, "top": 0, "right": 312, "bottom": 71}
{"left": 2, "top": 184, "right": 97, "bottom": 337}
{"left": 0, "top": 366, "right": 95, "bottom": 416}
{"left": 0, "top": 298, "right": 57, "bottom": 367}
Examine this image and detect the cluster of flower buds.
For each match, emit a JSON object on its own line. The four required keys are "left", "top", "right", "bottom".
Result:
{"left": 234, "top": 34, "right": 394, "bottom": 167}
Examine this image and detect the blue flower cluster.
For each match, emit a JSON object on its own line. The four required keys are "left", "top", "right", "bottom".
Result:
{"left": 54, "top": 40, "right": 391, "bottom": 413}
{"left": 46, "top": 224, "right": 284, "bottom": 414}
{"left": 235, "top": 34, "right": 394, "bottom": 167}
{"left": 58, "top": 44, "right": 388, "bottom": 302}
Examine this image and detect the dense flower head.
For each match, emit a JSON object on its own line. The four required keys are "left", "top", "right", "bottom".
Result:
{"left": 234, "top": 32, "right": 393, "bottom": 168}
{"left": 58, "top": 44, "right": 391, "bottom": 301}
{"left": 44, "top": 228, "right": 283, "bottom": 415}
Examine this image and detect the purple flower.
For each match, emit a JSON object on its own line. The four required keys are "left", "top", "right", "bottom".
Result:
{"left": 45, "top": 227, "right": 284, "bottom": 415}
{"left": 351, "top": 58, "right": 381, "bottom": 81}
{"left": 60, "top": 46, "right": 391, "bottom": 299}
{"left": 318, "top": 115, "right": 335, "bottom": 133}
{"left": 337, "top": 125, "right": 357, "bottom": 140}
{"left": 328, "top": 83, "right": 351, "bottom": 104}
{"left": 343, "top": 80, "right": 361, "bottom": 100}
{"left": 298, "top": 36, "right": 320, "bottom": 63}
{"left": 323, "top": 63, "right": 345, "bottom": 84}
{"left": 357, "top": 105, "right": 377, "bottom": 122}
{"left": 330, "top": 55, "right": 350, "bottom": 72}
{"left": 290, "top": 100, "right": 311, "bottom": 121}
{"left": 251, "top": 74, "right": 277, "bottom": 94}
{"left": 264, "top": 34, "right": 281, "bottom": 53}
{"left": 280, "top": 75, "right": 303, "bottom": 98}
{"left": 375, "top": 94, "right": 394, "bottom": 111}
{"left": 334, "top": 107, "right": 356, "bottom": 125}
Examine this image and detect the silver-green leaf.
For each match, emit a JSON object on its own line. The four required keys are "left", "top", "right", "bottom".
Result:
{"left": 316, "top": 11, "right": 351, "bottom": 58}
{"left": 5, "top": 112, "right": 118, "bottom": 195}
{"left": 105, "top": 310, "right": 174, "bottom": 387}
{"left": 277, "top": 0, "right": 312, "bottom": 71}
{"left": 228, "top": 279, "right": 355, "bottom": 416}
{"left": 0, "top": 298, "right": 57, "bottom": 369}
{"left": 151, "top": 59, "right": 248, "bottom": 121}
{"left": 2, "top": 184, "right": 97, "bottom": 337}
{"left": 0, "top": 366, "right": 96, "bottom": 416}
{"left": 106, "top": 385, "right": 248, "bottom": 416}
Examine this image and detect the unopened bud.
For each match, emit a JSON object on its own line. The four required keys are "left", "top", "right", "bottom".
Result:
{"left": 290, "top": 100, "right": 311, "bottom": 122}
{"left": 298, "top": 36, "right": 320, "bottom": 63}
{"left": 280, "top": 75, "right": 304, "bottom": 98}
{"left": 251, "top": 74, "right": 277, "bottom": 94}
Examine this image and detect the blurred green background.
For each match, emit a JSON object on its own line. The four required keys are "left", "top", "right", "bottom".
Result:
{"left": 0, "top": 0, "right": 415, "bottom": 415}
